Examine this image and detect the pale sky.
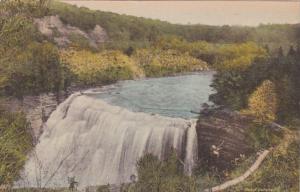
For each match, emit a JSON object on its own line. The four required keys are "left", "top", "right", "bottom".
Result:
{"left": 62, "top": 1, "right": 300, "bottom": 26}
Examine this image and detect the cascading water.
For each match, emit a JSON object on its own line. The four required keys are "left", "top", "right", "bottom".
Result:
{"left": 18, "top": 73, "right": 214, "bottom": 189}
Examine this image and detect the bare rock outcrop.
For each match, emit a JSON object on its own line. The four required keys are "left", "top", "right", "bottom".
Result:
{"left": 196, "top": 109, "right": 255, "bottom": 171}
{"left": 1, "top": 94, "right": 58, "bottom": 142}
{"left": 34, "top": 15, "right": 108, "bottom": 48}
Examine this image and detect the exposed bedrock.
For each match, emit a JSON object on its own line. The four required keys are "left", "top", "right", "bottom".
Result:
{"left": 196, "top": 109, "right": 255, "bottom": 172}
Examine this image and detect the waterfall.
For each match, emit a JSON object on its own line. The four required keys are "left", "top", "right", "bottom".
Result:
{"left": 184, "top": 121, "right": 198, "bottom": 175}
{"left": 18, "top": 93, "right": 198, "bottom": 189}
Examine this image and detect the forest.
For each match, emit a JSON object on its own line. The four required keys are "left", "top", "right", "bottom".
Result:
{"left": 0, "top": 0, "right": 299, "bottom": 191}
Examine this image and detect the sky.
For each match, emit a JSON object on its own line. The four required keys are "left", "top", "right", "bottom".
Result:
{"left": 62, "top": 1, "right": 300, "bottom": 26}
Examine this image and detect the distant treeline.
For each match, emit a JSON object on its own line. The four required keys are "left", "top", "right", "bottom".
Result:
{"left": 50, "top": 1, "right": 300, "bottom": 50}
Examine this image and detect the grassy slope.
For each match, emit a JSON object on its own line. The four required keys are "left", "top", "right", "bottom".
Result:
{"left": 225, "top": 129, "right": 299, "bottom": 191}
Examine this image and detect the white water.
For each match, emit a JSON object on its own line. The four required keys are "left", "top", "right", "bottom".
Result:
{"left": 19, "top": 73, "right": 214, "bottom": 189}
{"left": 19, "top": 93, "right": 197, "bottom": 188}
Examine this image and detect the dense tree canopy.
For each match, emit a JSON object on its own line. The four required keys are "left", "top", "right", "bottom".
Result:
{"left": 211, "top": 45, "right": 300, "bottom": 123}
{"left": 48, "top": 1, "right": 299, "bottom": 50}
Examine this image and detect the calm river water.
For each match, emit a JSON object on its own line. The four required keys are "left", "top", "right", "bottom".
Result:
{"left": 90, "top": 72, "right": 215, "bottom": 119}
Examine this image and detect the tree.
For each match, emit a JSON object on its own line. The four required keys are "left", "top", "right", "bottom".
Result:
{"left": 247, "top": 80, "right": 278, "bottom": 122}
{"left": 29, "top": 42, "right": 63, "bottom": 101}
{"left": 135, "top": 154, "right": 163, "bottom": 192}
{"left": 0, "top": 4, "right": 67, "bottom": 99}
{"left": 130, "top": 150, "right": 197, "bottom": 192}
{"left": 0, "top": 40, "right": 64, "bottom": 99}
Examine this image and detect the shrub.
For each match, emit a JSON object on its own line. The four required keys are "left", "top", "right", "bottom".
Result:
{"left": 227, "top": 133, "right": 299, "bottom": 192}
{"left": 0, "top": 109, "right": 33, "bottom": 185}
{"left": 61, "top": 50, "right": 143, "bottom": 85}
{"left": 133, "top": 49, "right": 208, "bottom": 77}
{"left": 127, "top": 150, "right": 198, "bottom": 192}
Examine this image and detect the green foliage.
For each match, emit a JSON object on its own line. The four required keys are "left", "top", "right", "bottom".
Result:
{"left": 0, "top": 4, "right": 69, "bottom": 99}
{"left": 49, "top": 1, "right": 299, "bottom": 47}
{"left": 210, "top": 56, "right": 269, "bottom": 109}
{"left": 210, "top": 72, "right": 244, "bottom": 108}
{"left": 68, "top": 33, "right": 92, "bottom": 50}
{"left": 211, "top": 45, "right": 300, "bottom": 122}
{"left": 0, "top": 109, "right": 33, "bottom": 185}
{"left": 245, "top": 124, "right": 282, "bottom": 150}
{"left": 273, "top": 47, "right": 300, "bottom": 122}
{"left": 126, "top": 151, "right": 198, "bottom": 192}
{"left": 0, "top": 0, "right": 50, "bottom": 18}
{"left": 153, "top": 37, "right": 267, "bottom": 69}
{"left": 153, "top": 36, "right": 216, "bottom": 64}
{"left": 0, "top": 40, "right": 65, "bottom": 98}
{"left": 0, "top": 15, "right": 40, "bottom": 48}
{"left": 227, "top": 133, "right": 299, "bottom": 192}
{"left": 48, "top": 1, "right": 162, "bottom": 43}
{"left": 213, "top": 42, "right": 267, "bottom": 71}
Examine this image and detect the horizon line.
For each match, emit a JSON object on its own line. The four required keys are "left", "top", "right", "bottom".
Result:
{"left": 61, "top": 0, "right": 299, "bottom": 2}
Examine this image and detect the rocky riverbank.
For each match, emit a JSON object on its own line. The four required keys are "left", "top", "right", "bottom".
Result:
{"left": 196, "top": 108, "right": 256, "bottom": 172}
{"left": 196, "top": 106, "right": 283, "bottom": 175}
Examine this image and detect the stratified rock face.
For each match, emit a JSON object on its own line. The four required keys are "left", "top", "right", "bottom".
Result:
{"left": 196, "top": 109, "right": 254, "bottom": 171}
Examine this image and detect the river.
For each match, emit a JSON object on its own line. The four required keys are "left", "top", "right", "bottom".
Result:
{"left": 89, "top": 72, "right": 215, "bottom": 118}
{"left": 18, "top": 72, "right": 214, "bottom": 189}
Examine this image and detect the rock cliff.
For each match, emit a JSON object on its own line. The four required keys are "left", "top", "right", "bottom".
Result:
{"left": 34, "top": 15, "right": 108, "bottom": 48}
{"left": 196, "top": 109, "right": 255, "bottom": 172}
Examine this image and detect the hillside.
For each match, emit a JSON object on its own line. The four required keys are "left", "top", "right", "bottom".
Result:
{"left": 49, "top": 1, "right": 300, "bottom": 50}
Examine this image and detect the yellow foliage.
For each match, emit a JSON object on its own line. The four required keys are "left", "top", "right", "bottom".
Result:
{"left": 246, "top": 80, "right": 278, "bottom": 122}
{"left": 133, "top": 49, "right": 208, "bottom": 76}
{"left": 215, "top": 42, "right": 267, "bottom": 71}
{"left": 61, "top": 48, "right": 208, "bottom": 84}
{"left": 61, "top": 50, "right": 144, "bottom": 84}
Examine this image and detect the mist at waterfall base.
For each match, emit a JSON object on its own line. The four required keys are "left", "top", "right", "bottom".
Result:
{"left": 18, "top": 72, "right": 214, "bottom": 189}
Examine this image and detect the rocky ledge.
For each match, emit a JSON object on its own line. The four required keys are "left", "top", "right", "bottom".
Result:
{"left": 1, "top": 94, "right": 59, "bottom": 142}
{"left": 196, "top": 108, "right": 256, "bottom": 172}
